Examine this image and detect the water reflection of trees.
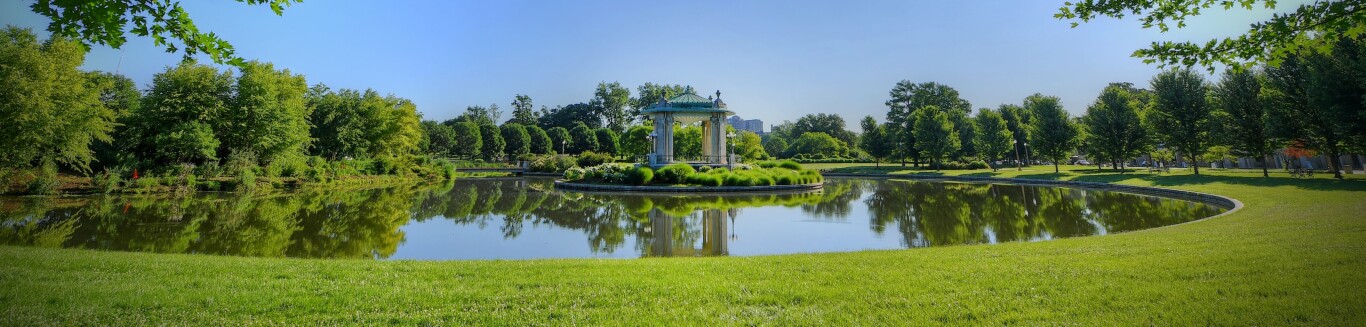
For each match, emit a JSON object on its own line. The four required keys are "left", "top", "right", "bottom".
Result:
{"left": 864, "top": 179, "right": 1223, "bottom": 247}
{"left": 0, "top": 186, "right": 419, "bottom": 259}
{"left": 0, "top": 178, "right": 1223, "bottom": 259}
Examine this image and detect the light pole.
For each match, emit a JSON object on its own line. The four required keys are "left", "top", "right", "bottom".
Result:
{"left": 560, "top": 140, "right": 566, "bottom": 154}
{"left": 1013, "top": 139, "right": 1022, "bottom": 171}
{"left": 726, "top": 131, "right": 736, "bottom": 164}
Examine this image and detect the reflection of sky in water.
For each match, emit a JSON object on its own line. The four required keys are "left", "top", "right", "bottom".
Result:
{"left": 0, "top": 178, "right": 1225, "bottom": 260}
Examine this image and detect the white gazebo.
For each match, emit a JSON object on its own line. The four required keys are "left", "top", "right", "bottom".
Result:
{"left": 643, "top": 89, "right": 736, "bottom": 168}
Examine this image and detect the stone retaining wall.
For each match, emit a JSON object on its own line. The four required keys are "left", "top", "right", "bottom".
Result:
{"left": 823, "top": 173, "right": 1241, "bottom": 210}
{"left": 553, "top": 181, "right": 824, "bottom": 193}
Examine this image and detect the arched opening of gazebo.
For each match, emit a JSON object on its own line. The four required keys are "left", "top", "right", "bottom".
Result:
{"left": 642, "top": 89, "right": 736, "bottom": 168}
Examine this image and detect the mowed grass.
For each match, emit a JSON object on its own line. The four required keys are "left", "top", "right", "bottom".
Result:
{"left": 2, "top": 166, "right": 1365, "bottom": 325}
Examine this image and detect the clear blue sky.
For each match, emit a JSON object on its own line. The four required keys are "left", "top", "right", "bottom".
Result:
{"left": 0, "top": 0, "right": 1300, "bottom": 127}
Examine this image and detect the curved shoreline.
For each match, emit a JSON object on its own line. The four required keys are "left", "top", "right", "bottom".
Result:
{"left": 553, "top": 180, "right": 825, "bottom": 193}
{"left": 823, "top": 173, "right": 1242, "bottom": 212}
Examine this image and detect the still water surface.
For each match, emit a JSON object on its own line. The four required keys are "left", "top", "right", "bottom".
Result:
{"left": 0, "top": 178, "right": 1224, "bottom": 260}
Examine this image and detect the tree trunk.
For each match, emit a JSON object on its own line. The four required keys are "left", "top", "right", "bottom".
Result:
{"left": 1328, "top": 149, "right": 1344, "bottom": 179}
{"left": 1192, "top": 157, "right": 1200, "bottom": 175}
{"left": 1053, "top": 162, "right": 1059, "bottom": 173}
{"left": 1260, "top": 155, "right": 1269, "bottom": 177}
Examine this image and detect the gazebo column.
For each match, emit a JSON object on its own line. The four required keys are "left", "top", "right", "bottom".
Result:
{"left": 709, "top": 114, "right": 727, "bottom": 164}
{"left": 701, "top": 121, "right": 712, "bottom": 162}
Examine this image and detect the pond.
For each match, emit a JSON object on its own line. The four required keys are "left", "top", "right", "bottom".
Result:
{"left": 0, "top": 177, "right": 1225, "bottom": 260}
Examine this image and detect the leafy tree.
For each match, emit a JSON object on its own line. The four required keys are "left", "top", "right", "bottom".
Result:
{"left": 458, "top": 104, "right": 502, "bottom": 126}
{"left": 594, "top": 128, "right": 620, "bottom": 155}
{"left": 1056, "top": 0, "right": 1366, "bottom": 71}
{"left": 569, "top": 123, "right": 598, "bottom": 154}
{"left": 913, "top": 106, "right": 960, "bottom": 170}
{"left": 507, "top": 94, "right": 538, "bottom": 125}
{"left": 673, "top": 125, "right": 702, "bottom": 158}
{"left": 886, "top": 81, "right": 972, "bottom": 166}
{"left": 733, "top": 130, "right": 768, "bottom": 162}
{"left": 1202, "top": 145, "right": 1237, "bottom": 168}
{"left": 792, "top": 113, "right": 858, "bottom": 148}
{"left": 0, "top": 27, "right": 116, "bottom": 174}
{"left": 789, "top": 132, "right": 848, "bottom": 159}
{"left": 451, "top": 121, "right": 482, "bottom": 159}
{"left": 87, "top": 71, "right": 143, "bottom": 170}
{"left": 221, "top": 61, "right": 310, "bottom": 165}
{"left": 973, "top": 108, "right": 1014, "bottom": 171}
{"left": 620, "top": 125, "right": 653, "bottom": 158}
{"left": 999, "top": 104, "right": 1033, "bottom": 164}
{"left": 1081, "top": 83, "right": 1151, "bottom": 170}
{"left": 1264, "top": 44, "right": 1360, "bottom": 179}
{"left": 949, "top": 109, "right": 977, "bottom": 159}
{"left": 307, "top": 85, "right": 364, "bottom": 159}
{"left": 1213, "top": 68, "right": 1275, "bottom": 177}
{"left": 479, "top": 124, "right": 505, "bottom": 161}
{"left": 538, "top": 103, "right": 601, "bottom": 130}
{"left": 26, "top": 0, "right": 302, "bottom": 66}
{"left": 134, "top": 60, "right": 234, "bottom": 166}
{"left": 526, "top": 125, "right": 553, "bottom": 155}
{"left": 547, "top": 127, "right": 571, "bottom": 154}
{"left": 859, "top": 116, "right": 895, "bottom": 166}
{"left": 422, "top": 121, "right": 457, "bottom": 157}
{"left": 762, "top": 137, "right": 789, "bottom": 159}
{"left": 593, "top": 82, "right": 632, "bottom": 133}
{"left": 500, "top": 123, "right": 531, "bottom": 158}
{"left": 1149, "top": 68, "right": 1213, "bottom": 175}
{"left": 1025, "top": 94, "right": 1080, "bottom": 173}
{"left": 631, "top": 83, "right": 689, "bottom": 117}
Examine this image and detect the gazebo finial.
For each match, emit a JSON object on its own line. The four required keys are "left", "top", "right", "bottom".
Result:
{"left": 715, "top": 90, "right": 721, "bottom": 100}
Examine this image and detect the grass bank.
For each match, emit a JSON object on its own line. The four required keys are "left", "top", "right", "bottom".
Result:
{"left": 2, "top": 166, "right": 1364, "bottom": 325}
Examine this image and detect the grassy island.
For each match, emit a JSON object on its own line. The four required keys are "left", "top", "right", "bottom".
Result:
{"left": 561, "top": 160, "right": 824, "bottom": 187}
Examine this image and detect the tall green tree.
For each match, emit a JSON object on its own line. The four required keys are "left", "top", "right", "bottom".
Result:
{"left": 1081, "top": 83, "right": 1151, "bottom": 170}
{"left": 538, "top": 103, "right": 601, "bottom": 130}
{"left": 789, "top": 132, "right": 848, "bottom": 159}
{"left": 1056, "top": 0, "right": 1366, "bottom": 71}
{"left": 526, "top": 125, "right": 553, "bottom": 155}
{"left": 792, "top": 113, "right": 858, "bottom": 149}
{"left": 458, "top": 104, "right": 502, "bottom": 127}
{"left": 885, "top": 81, "right": 972, "bottom": 166}
{"left": 733, "top": 130, "right": 769, "bottom": 162}
{"left": 1149, "top": 68, "right": 1213, "bottom": 175}
{"left": 950, "top": 109, "right": 977, "bottom": 159}
{"left": 479, "top": 124, "right": 505, "bottom": 161}
{"left": 593, "top": 82, "right": 632, "bottom": 133}
{"left": 973, "top": 108, "right": 1014, "bottom": 171}
{"left": 673, "top": 125, "right": 702, "bottom": 158}
{"left": 913, "top": 106, "right": 960, "bottom": 170}
{"left": 859, "top": 116, "right": 894, "bottom": 166}
{"left": 500, "top": 123, "right": 531, "bottom": 158}
{"left": 620, "top": 125, "right": 653, "bottom": 158}
{"left": 87, "top": 71, "right": 143, "bottom": 170}
{"left": 134, "top": 60, "right": 234, "bottom": 166}
{"left": 222, "top": 61, "right": 310, "bottom": 165}
{"left": 999, "top": 104, "right": 1032, "bottom": 164}
{"left": 422, "top": 121, "right": 457, "bottom": 157}
{"left": 594, "top": 128, "right": 620, "bottom": 155}
{"left": 547, "top": 127, "right": 571, "bottom": 154}
{"left": 451, "top": 121, "right": 482, "bottom": 159}
{"left": 27, "top": 0, "right": 302, "bottom": 66}
{"left": 507, "top": 95, "right": 538, "bottom": 125}
{"left": 569, "top": 123, "right": 597, "bottom": 154}
{"left": 0, "top": 27, "right": 116, "bottom": 174}
{"left": 1026, "top": 94, "right": 1080, "bottom": 173}
{"left": 762, "top": 137, "right": 789, "bottom": 159}
{"left": 631, "top": 83, "right": 689, "bottom": 117}
{"left": 1264, "top": 46, "right": 1360, "bottom": 179}
{"left": 1213, "top": 69, "right": 1275, "bottom": 177}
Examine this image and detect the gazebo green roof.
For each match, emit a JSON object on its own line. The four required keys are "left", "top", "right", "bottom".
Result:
{"left": 641, "top": 92, "right": 732, "bottom": 114}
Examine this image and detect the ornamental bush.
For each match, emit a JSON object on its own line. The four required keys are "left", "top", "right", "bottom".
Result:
{"left": 625, "top": 166, "right": 654, "bottom": 185}
{"left": 655, "top": 163, "right": 695, "bottom": 184}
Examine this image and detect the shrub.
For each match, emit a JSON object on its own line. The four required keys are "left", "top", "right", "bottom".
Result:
{"left": 530, "top": 155, "right": 578, "bottom": 173}
{"left": 576, "top": 151, "right": 614, "bottom": 167}
{"left": 756, "top": 161, "right": 779, "bottom": 169}
{"left": 26, "top": 172, "right": 59, "bottom": 195}
{"left": 370, "top": 156, "right": 401, "bottom": 175}
{"left": 685, "top": 173, "right": 722, "bottom": 186}
{"left": 563, "top": 167, "right": 587, "bottom": 181}
{"left": 134, "top": 176, "right": 159, "bottom": 193}
{"left": 655, "top": 163, "right": 696, "bottom": 184}
{"left": 625, "top": 166, "right": 654, "bottom": 185}
{"left": 237, "top": 169, "right": 257, "bottom": 192}
{"left": 722, "top": 173, "right": 751, "bottom": 186}
{"left": 91, "top": 169, "right": 122, "bottom": 194}
{"left": 777, "top": 160, "right": 802, "bottom": 170}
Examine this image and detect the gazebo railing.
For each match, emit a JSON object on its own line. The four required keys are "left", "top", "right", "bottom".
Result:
{"left": 639, "top": 154, "right": 742, "bottom": 165}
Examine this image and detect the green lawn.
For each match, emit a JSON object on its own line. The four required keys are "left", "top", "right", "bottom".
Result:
{"left": 2, "top": 166, "right": 1365, "bottom": 325}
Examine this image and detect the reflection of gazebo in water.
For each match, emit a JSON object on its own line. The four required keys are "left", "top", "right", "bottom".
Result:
{"left": 643, "top": 89, "right": 737, "bottom": 167}
{"left": 648, "top": 208, "right": 733, "bottom": 257}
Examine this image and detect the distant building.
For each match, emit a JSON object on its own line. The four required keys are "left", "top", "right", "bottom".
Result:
{"left": 727, "top": 115, "right": 764, "bottom": 134}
